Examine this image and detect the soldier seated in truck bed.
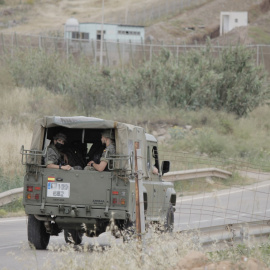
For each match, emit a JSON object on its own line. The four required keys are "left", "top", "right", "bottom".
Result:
{"left": 85, "top": 129, "right": 115, "bottom": 171}
{"left": 45, "top": 133, "right": 72, "bottom": 171}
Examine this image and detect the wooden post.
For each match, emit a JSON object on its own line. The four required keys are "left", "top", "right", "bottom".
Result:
{"left": 134, "top": 141, "right": 141, "bottom": 240}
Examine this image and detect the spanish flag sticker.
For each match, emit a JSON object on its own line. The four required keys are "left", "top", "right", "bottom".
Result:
{"left": 48, "top": 177, "right": 55, "bottom": 182}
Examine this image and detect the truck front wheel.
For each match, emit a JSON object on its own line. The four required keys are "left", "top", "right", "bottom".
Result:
{"left": 64, "top": 229, "right": 83, "bottom": 245}
{"left": 164, "top": 204, "right": 174, "bottom": 233}
{"left": 28, "top": 214, "right": 50, "bottom": 250}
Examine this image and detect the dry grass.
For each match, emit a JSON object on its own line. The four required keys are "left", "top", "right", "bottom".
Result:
{"left": 0, "top": 123, "right": 31, "bottom": 176}
{"left": 0, "top": 83, "right": 77, "bottom": 178}
{"left": 11, "top": 230, "right": 270, "bottom": 269}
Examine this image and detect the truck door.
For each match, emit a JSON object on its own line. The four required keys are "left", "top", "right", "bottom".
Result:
{"left": 146, "top": 144, "right": 164, "bottom": 219}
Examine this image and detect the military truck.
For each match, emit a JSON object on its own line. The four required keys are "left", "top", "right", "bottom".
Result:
{"left": 21, "top": 116, "right": 176, "bottom": 249}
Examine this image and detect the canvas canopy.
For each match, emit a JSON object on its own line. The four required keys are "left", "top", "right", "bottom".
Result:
{"left": 30, "top": 116, "right": 148, "bottom": 172}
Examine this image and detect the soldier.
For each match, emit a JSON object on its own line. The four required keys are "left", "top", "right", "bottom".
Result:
{"left": 45, "top": 133, "right": 72, "bottom": 171}
{"left": 85, "top": 129, "right": 115, "bottom": 172}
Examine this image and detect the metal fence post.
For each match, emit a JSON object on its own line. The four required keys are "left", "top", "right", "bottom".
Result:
{"left": 150, "top": 40, "right": 152, "bottom": 63}
{"left": 1, "top": 33, "right": 4, "bottom": 54}
{"left": 105, "top": 40, "right": 109, "bottom": 66}
{"left": 129, "top": 40, "right": 134, "bottom": 67}
{"left": 11, "top": 32, "right": 14, "bottom": 57}
{"left": 91, "top": 39, "right": 96, "bottom": 66}
{"left": 66, "top": 38, "right": 69, "bottom": 59}
{"left": 117, "top": 39, "right": 122, "bottom": 68}
{"left": 257, "top": 45, "right": 259, "bottom": 66}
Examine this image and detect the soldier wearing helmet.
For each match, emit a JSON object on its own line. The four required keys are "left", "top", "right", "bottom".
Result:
{"left": 86, "top": 129, "right": 116, "bottom": 172}
{"left": 45, "top": 133, "right": 72, "bottom": 171}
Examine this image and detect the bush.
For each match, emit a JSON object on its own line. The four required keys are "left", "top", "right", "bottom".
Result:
{"left": 3, "top": 44, "right": 269, "bottom": 117}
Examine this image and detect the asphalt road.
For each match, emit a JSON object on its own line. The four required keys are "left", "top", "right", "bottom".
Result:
{"left": 175, "top": 179, "right": 270, "bottom": 231}
{"left": 0, "top": 217, "right": 123, "bottom": 270}
{"left": 1, "top": 180, "right": 270, "bottom": 269}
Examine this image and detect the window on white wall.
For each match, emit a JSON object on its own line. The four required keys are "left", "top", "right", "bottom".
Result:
{"left": 118, "top": 30, "right": 140, "bottom": 36}
{"left": 96, "top": 30, "right": 106, "bottom": 40}
{"left": 81, "top": 32, "right": 89, "bottom": 40}
{"left": 72, "top": 32, "right": 80, "bottom": 39}
{"left": 71, "top": 32, "right": 89, "bottom": 40}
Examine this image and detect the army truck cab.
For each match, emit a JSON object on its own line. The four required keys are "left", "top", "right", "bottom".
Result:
{"left": 21, "top": 116, "right": 176, "bottom": 249}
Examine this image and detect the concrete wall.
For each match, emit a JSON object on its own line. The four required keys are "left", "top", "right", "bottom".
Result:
{"left": 220, "top": 12, "right": 248, "bottom": 36}
{"left": 65, "top": 21, "right": 144, "bottom": 43}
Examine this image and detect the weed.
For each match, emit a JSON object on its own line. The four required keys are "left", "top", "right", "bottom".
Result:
{"left": 0, "top": 197, "right": 23, "bottom": 213}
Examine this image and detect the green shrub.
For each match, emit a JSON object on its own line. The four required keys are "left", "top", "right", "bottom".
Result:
{"left": 4, "top": 43, "right": 268, "bottom": 117}
{"left": 0, "top": 198, "right": 23, "bottom": 214}
{"left": 0, "top": 209, "right": 7, "bottom": 217}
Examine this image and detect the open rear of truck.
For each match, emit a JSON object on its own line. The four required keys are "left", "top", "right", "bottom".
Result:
{"left": 21, "top": 116, "right": 176, "bottom": 249}
{"left": 21, "top": 116, "right": 148, "bottom": 249}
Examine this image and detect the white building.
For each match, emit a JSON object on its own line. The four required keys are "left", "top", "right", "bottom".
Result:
{"left": 220, "top": 12, "right": 248, "bottom": 36}
{"left": 64, "top": 18, "right": 145, "bottom": 43}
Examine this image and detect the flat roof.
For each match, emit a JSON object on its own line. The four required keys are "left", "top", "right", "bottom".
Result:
{"left": 78, "top": 22, "right": 144, "bottom": 28}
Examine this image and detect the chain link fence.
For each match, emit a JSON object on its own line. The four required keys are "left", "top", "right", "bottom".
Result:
{"left": 1, "top": 32, "right": 270, "bottom": 74}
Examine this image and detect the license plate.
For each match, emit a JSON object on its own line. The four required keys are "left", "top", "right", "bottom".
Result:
{"left": 47, "top": 182, "right": 70, "bottom": 198}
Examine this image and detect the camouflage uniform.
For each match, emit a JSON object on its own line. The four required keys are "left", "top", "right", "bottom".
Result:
{"left": 85, "top": 142, "right": 115, "bottom": 171}
{"left": 100, "top": 142, "right": 116, "bottom": 169}
{"left": 45, "top": 144, "right": 65, "bottom": 166}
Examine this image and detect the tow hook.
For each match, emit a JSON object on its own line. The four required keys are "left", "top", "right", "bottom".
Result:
{"left": 70, "top": 206, "right": 78, "bottom": 217}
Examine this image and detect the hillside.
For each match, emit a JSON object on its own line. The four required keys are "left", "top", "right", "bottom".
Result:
{"left": 0, "top": 0, "right": 269, "bottom": 44}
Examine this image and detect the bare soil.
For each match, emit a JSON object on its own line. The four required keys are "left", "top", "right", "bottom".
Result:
{"left": 0, "top": 0, "right": 269, "bottom": 44}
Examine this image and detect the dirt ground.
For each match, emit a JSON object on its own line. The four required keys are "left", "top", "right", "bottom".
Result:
{"left": 174, "top": 251, "right": 270, "bottom": 270}
{"left": 0, "top": 0, "right": 268, "bottom": 44}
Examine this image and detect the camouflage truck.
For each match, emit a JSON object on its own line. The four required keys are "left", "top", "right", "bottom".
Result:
{"left": 21, "top": 116, "right": 176, "bottom": 249}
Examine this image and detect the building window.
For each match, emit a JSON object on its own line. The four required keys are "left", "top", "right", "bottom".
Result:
{"left": 96, "top": 30, "right": 106, "bottom": 40}
{"left": 72, "top": 32, "right": 80, "bottom": 39}
{"left": 118, "top": 30, "right": 140, "bottom": 36}
{"left": 81, "top": 32, "right": 89, "bottom": 40}
{"left": 71, "top": 32, "right": 89, "bottom": 40}
{"left": 235, "top": 18, "right": 238, "bottom": 23}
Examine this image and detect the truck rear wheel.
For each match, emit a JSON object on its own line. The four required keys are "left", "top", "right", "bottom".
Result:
{"left": 164, "top": 204, "right": 174, "bottom": 232}
{"left": 28, "top": 214, "right": 50, "bottom": 250}
{"left": 64, "top": 229, "right": 83, "bottom": 245}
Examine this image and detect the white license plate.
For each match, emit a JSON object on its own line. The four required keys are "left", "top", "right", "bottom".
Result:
{"left": 47, "top": 182, "right": 70, "bottom": 198}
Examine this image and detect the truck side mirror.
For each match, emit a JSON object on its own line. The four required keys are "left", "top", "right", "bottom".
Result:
{"left": 161, "top": 160, "right": 170, "bottom": 175}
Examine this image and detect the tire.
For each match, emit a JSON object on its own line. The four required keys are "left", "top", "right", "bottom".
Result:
{"left": 164, "top": 204, "right": 174, "bottom": 233}
{"left": 64, "top": 229, "right": 83, "bottom": 245}
{"left": 28, "top": 214, "right": 50, "bottom": 250}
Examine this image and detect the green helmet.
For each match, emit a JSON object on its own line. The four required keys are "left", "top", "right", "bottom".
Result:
{"left": 53, "top": 133, "right": 67, "bottom": 142}
{"left": 101, "top": 129, "right": 115, "bottom": 140}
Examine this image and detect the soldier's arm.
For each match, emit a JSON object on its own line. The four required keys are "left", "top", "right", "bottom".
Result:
{"left": 47, "top": 163, "right": 72, "bottom": 171}
{"left": 46, "top": 148, "right": 71, "bottom": 170}
{"left": 90, "top": 160, "right": 107, "bottom": 172}
{"left": 45, "top": 148, "right": 58, "bottom": 166}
